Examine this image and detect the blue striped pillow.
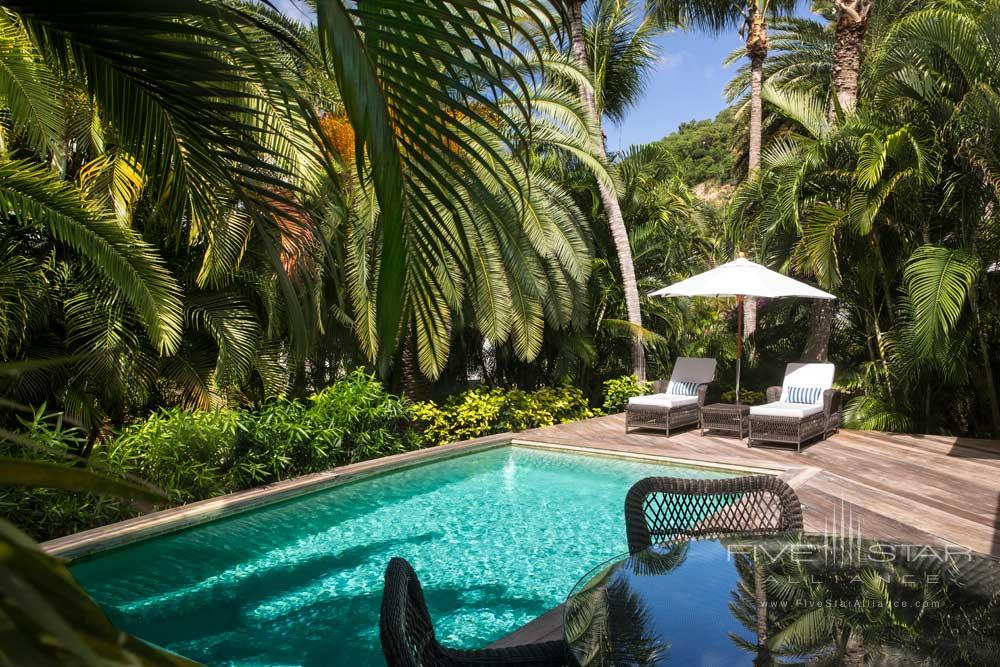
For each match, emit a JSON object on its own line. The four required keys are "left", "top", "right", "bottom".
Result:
{"left": 668, "top": 380, "right": 699, "bottom": 397}
{"left": 786, "top": 386, "right": 822, "bottom": 404}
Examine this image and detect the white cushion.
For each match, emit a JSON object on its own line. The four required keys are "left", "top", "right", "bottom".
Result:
{"left": 779, "top": 363, "right": 834, "bottom": 404}
{"left": 669, "top": 357, "right": 717, "bottom": 387}
{"left": 750, "top": 401, "right": 824, "bottom": 418}
{"left": 628, "top": 394, "right": 698, "bottom": 409}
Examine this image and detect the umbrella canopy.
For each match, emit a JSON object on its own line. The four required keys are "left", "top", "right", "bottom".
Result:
{"left": 649, "top": 258, "right": 836, "bottom": 300}
{"left": 649, "top": 257, "right": 835, "bottom": 404}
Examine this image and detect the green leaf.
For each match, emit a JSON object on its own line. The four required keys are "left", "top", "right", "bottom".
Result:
{"left": 903, "top": 245, "right": 980, "bottom": 358}
{"left": 0, "top": 457, "right": 165, "bottom": 503}
{"left": 316, "top": 0, "right": 407, "bottom": 368}
{"left": 0, "top": 159, "right": 183, "bottom": 354}
{"left": 0, "top": 519, "right": 201, "bottom": 666}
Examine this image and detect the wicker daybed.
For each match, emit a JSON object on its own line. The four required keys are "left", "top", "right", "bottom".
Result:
{"left": 747, "top": 362, "right": 842, "bottom": 452}
{"left": 625, "top": 357, "right": 717, "bottom": 436}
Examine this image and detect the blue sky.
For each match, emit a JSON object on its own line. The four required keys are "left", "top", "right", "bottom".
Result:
{"left": 606, "top": 29, "right": 740, "bottom": 151}
{"left": 271, "top": 0, "right": 742, "bottom": 149}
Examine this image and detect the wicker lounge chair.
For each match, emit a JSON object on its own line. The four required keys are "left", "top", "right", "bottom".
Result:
{"left": 380, "top": 557, "right": 568, "bottom": 667}
{"left": 625, "top": 357, "right": 716, "bottom": 435}
{"left": 748, "top": 362, "right": 842, "bottom": 452}
{"left": 624, "top": 476, "right": 803, "bottom": 553}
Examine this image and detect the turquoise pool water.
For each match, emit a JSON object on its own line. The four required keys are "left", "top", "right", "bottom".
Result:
{"left": 71, "top": 446, "right": 735, "bottom": 666}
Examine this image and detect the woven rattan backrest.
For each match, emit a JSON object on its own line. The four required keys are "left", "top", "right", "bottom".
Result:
{"left": 380, "top": 557, "right": 440, "bottom": 667}
{"left": 624, "top": 476, "right": 803, "bottom": 553}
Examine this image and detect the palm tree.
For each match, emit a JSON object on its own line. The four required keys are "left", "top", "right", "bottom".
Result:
{"left": 565, "top": 0, "right": 650, "bottom": 381}
{"left": 648, "top": 0, "right": 796, "bottom": 171}
{"left": 0, "top": 1, "right": 594, "bottom": 416}
{"left": 731, "top": 0, "right": 1000, "bottom": 435}
{"left": 829, "top": 0, "right": 873, "bottom": 118}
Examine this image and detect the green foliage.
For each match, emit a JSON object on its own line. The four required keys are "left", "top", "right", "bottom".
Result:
{"left": 584, "top": 0, "right": 663, "bottom": 122}
{"left": 652, "top": 109, "right": 739, "bottom": 186}
{"left": 903, "top": 245, "right": 980, "bottom": 358}
{"left": 411, "top": 385, "right": 601, "bottom": 446}
{"left": 107, "top": 408, "right": 241, "bottom": 503}
{"left": 728, "top": 0, "right": 1000, "bottom": 436}
{"left": 3, "top": 370, "right": 416, "bottom": 541}
{"left": 0, "top": 0, "right": 599, "bottom": 428}
{"left": 720, "top": 388, "right": 766, "bottom": 405}
{"left": 231, "top": 398, "right": 311, "bottom": 489}
{"left": 305, "top": 369, "right": 416, "bottom": 464}
{"left": 0, "top": 408, "right": 140, "bottom": 542}
{"left": 602, "top": 375, "right": 652, "bottom": 413}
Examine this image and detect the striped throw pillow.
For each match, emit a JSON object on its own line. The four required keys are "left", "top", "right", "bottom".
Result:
{"left": 668, "top": 380, "right": 699, "bottom": 397}
{"left": 786, "top": 386, "right": 822, "bottom": 404}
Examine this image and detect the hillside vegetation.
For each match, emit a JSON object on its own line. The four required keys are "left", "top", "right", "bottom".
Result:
{"left": 653, "top": 108, "right": 740, "bottom": 188}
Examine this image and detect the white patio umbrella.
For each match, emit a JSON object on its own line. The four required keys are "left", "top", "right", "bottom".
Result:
{"left": 649, "top": 256, "right": 836, "bottom": 402}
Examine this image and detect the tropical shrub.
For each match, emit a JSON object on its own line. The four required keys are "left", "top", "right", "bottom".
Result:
{"left": 230, "top": 398, "right": 310, "bottom": 489}
{"left": 602, "top": 375, "right": 652, "bottom": 413}
{"left": 0, "top": 407, "right": 138, "bottom": 542}
{"left": 305, "top": 369, "right": 417, "bottom": 464}
{"left": 106, "top": 407, "right": 241, "bottom": 504}
{"left": 3, "top": 370, "right": 419, "bottom": 541}
{"left": 411, "top": 385, "right": 600, "bottom": 446}
{"left": 503, "top": 386, "right": 599, "bottom": 431}
{"left": 409, "top": 388, "right": 505, "bottom": 445}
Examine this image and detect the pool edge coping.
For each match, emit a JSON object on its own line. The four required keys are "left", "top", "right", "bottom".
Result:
{"left": 508, "top": 439, "right": 788, "bottom": 476}
{"left": 41, "top": 434, "right": 804, "bottom": 563}
{"left": 41, "top": 435, "right": 509, "bottom": 562}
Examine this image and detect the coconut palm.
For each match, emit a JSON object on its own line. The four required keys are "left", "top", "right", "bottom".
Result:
{"left": 648, "top": 0, "right": 796, "bottom": 171}
{"left": 565, "top": 0, "right": 658, "bottom": 381}
{"left": 0, "top": 1, "right": 598, "bottom": 418}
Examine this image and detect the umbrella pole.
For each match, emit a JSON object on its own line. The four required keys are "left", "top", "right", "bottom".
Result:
{"left": 736, "top": 295, "right": 743, "bottom": 405}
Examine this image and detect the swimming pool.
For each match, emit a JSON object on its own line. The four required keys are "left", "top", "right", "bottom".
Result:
{"left": 71, "top": 445, "right": 738, "bottom": 666}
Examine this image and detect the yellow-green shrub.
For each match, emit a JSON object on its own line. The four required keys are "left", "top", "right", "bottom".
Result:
{"left": 602, "top": 375, "right": 652, "bottom": 413}
{"left": 411, "top": 385, "right": 600, "bottom": 446}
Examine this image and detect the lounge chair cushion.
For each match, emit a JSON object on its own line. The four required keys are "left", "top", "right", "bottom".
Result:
{"left": 786, "top": 386, "right": 823, "bottom": 404}
{"left": 628, "top": 394, "right": 699, "bottom": 409}
{"left": 779, "top": 363, "right": 834, "bottom": 405}
{"left": 669, "top": 357, "right": 717, "bottom": 387}
{"left": 667, "top": 380, "right": 699, "bottom": 397}
{"left": 750, "top": 402, "right": 824, "bottom": 418}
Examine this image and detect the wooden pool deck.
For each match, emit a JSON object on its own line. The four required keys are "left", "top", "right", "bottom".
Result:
{"left": 491, "top": 413, "right": 1000, "bottom": 648}
{"left": 514, "top": 413, "right": 1000, "bottom": 556}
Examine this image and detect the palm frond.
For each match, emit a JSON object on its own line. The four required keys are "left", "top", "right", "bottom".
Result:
{"left": 0, "top": 159, "right": 182, "bottom": 353}
{"left": 903, "top": 244, "right": 980, "bottom": 358}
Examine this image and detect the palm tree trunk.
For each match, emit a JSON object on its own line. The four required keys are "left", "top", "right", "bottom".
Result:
{"left": 829, "top": 0, "right": 871, "bottom": 120}
{"left": 567, "top": 0, "right": 646, "bottom": 381}
{"left": 969, "top": 283, "right": 1000, "bottom": 436}
{"left": 842, "top": 631, "right": 865, "bottom": 666}
{"left": 753, "top": 558, "right": 773, "bottom": 666}
{"left": 746, "top": 9, "right": 768, "bottom": 172}
{"left": 802, "top": 299, "right": 834, "bottom": 362}
{"left": 401, "top": 328, "right": 433, "bottom": 402}
{"left": 803, "top": 1, "right": 870, "bottom": 360}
